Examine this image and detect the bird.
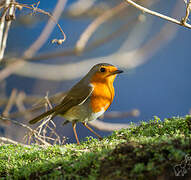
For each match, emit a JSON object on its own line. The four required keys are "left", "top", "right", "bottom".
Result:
{"left": 29, "top": 63, "right": 123, "bottom": 144}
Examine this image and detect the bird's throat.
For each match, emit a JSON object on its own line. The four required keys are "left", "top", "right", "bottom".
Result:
{"left": 90, "top": 81, "right": 115, "bottom": 113}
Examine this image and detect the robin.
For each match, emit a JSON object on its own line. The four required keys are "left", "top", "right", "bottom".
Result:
{"left": 29, "top": 63, "right": 123, "bottom": 144}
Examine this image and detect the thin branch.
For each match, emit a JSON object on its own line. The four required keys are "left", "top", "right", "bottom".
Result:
{"left": 124, "top": 0, "right": 191, "bottom": 29}
{"left": 0, "top": 3, "right": 7, "bottom": 47}
{"left": 0, "top": 0, "right": 11, "bottom": 61}
{"left": 0, "top": 115, "right": 51, "bottom": 146}
{"left": 0, "top": 0, "right": 15, "bottom": 60}
{"left": 182, "top": 0, "right": 191, "bottom": 25}
{"left": 0, "top": 136, "right": 30, "bottom": 147}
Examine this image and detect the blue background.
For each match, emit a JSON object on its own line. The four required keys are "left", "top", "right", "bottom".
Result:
{"left": 3, "top": 0, "right": 191, "bottom": 143}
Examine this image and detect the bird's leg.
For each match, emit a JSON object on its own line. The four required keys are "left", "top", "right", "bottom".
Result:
{"left": 82, "top": 122, "right": 103, "bottom": 140}
{"left": 72, "top": 122, "right": 80, "bottom": 145}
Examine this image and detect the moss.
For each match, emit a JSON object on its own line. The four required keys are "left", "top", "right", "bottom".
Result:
{"left": 0, "top": 116, "right": 191, "bottom": 179}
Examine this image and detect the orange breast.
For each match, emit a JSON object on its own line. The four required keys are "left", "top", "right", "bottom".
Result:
{"left": 90, "top": 81, "right": 115, "bottom": 113}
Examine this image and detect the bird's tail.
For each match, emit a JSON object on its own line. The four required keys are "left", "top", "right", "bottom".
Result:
{"left": 29, "top": 102, "right": 65, "bottom": 124}
{"left": 29, "top": 108, "right": 56, "bottom": 124}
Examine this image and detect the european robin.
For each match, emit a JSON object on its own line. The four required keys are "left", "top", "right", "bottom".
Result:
{"left": 29, "top": 63, "right": 123, "bottom": 144}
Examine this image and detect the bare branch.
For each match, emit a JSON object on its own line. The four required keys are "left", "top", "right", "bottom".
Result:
{"left": 0, "top": 0, "right": 15, "bottom": 61}
{"left": 182, "top": 0, "right": 191, "bottom": 25}
{"left": 0, "top": 136, "right": 30, "bottom": 147}
{"left": 0, "top": 115, "right": 51, "bottom": 146}
{"left": 124, "top": 0, "right": 191, "bottom": 29}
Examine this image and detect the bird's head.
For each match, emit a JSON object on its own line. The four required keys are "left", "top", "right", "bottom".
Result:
{"left": 88, "top": 63, "right": 123, "bottom": 83}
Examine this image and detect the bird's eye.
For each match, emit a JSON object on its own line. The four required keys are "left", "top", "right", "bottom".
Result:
{"left": 100, "top": 67, "right": 106, "bottom": 72}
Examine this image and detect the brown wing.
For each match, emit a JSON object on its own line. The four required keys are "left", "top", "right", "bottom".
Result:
{"left": 29, "top": 83, "right": 93, "bottom": 124}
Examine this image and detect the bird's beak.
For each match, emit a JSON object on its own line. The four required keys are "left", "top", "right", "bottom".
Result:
{"left": 112, "top": 69, "right": 123, "bottom": 75}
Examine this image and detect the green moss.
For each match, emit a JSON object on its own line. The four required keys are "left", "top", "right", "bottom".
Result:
{"left": 0, "top": 115, "right": 191, "bottom": 179}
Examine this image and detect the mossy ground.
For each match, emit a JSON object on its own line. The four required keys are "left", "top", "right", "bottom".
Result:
{"left": 0, "top": 116, "right": 191, "bottom": 179}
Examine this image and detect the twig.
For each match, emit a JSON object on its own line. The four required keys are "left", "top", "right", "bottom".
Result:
{"left": 0, "top": 0, "right": 15, "bottom": 60}
{"left": 0, "top": 4, "right": 8, "bottom": 49}
{"left": 124, "top": 0, "right": 191, "bottom": 29}
{"left": 0, "top": 136, "right": 30, "bottom": 147}
{"left": 182, "top": 0, "right": 191, "bottom": 25}
{"left": 26, "top": 94, "right": 62, "bottom": 145}
{"left": 0, "top": 0, "right": 12, "bottom": 61}
{"left": 0, "top": 115, "right": 51, "bottom": 146}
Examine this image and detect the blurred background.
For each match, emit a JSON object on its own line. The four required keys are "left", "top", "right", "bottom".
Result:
{"left": 0, "top": 0, "right": 191, "bottom": 144}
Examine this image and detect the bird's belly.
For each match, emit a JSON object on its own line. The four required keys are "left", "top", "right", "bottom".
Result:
{"left": 61, "top": 104, "right": 88, "bottom": 122}
{"left": 61, "top": 99, "right": 104, "bottom": 122}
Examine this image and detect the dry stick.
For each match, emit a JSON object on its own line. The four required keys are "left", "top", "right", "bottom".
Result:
{"left": 37, "top": 95, "right": 53, "bottom": 136}
{"left": 124, "top": 0, "right": 191, "bottom": 29}
{"left": 0, "top": 136, "right": 30, "bottom": 147}
{"left": 37, "top": 116, "right": 52, "bottom": 136}
{"left": 182, "top": 0, "right": 191, "bottom": 25}
{"left": 75, "top": 2, "right": 127, "bottom": 53}
{"left": 32, "top": 95, "right": 61, "bottom": 145}
{"left": 0, "top": 2, "right": 9, "bottom": 61}
{"left": 0, "top": 115, "right": 51, "bottom": 146}
{"left": 0, "top": 0, "right": 15, "bottom": 60}
{"left": 0, "top": 2, "right": 9, "bottom": 41}
{"left": 41, "top": 97, "right": 61, "bottom": 144}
